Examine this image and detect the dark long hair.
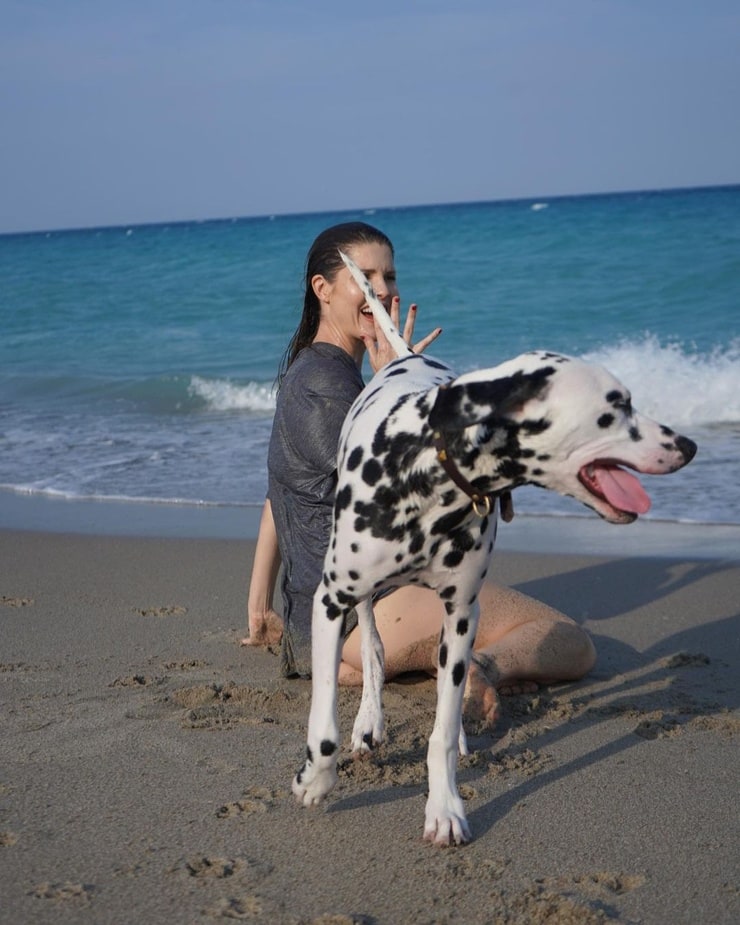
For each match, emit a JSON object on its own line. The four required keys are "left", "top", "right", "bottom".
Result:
{"left": 278, "top": 221, "right": 394, "bottom": 384}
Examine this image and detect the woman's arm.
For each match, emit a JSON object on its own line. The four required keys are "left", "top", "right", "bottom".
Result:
{"left": 242, "top": 499, "right": 284, "bottom": 646}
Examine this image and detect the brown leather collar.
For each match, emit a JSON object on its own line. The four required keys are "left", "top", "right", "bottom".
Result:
{"left": 432, "top": 427, "right": 514, "bottom": 522}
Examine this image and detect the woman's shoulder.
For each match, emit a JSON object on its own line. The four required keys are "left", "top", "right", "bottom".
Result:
{"left": 287, "top": 344, "right": 363, "bottom": 394}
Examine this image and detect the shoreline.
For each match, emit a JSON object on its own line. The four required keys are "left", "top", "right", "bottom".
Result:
{"left": 1, "top": 489, "right": 739, "bottom": 559}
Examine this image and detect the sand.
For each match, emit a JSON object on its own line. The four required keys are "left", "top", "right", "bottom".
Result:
{"left": 1, "top": 519, "right": 738, "bottom": 924}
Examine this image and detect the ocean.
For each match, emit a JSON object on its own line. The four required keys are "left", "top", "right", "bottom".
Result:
{"left": 1, "top": 185, "right": 739, "bottom": 527}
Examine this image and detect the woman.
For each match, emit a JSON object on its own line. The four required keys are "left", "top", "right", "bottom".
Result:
{"left": 243, "top": 222, "right": 595, "bottom": 728}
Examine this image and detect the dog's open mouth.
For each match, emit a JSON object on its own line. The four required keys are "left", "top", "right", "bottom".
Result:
{"left": 578, "top": 461, "right": 651, "bottom": 517}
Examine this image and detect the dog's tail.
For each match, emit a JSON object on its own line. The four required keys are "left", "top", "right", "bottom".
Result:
{"left": 339, "top": 250, "right": 412, "bottom": 358}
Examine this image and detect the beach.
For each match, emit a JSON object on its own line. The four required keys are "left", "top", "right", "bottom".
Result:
{"left": 1, "top": 507, "right": 738, "bottom": 924}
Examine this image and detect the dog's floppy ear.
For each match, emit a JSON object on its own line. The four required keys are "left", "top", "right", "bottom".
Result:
{"left": 429, "top": 366, "right": 555, "bottom": 430}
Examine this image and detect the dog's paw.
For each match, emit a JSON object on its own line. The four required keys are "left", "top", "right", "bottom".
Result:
{"left": 350, "top": 708, "right": 384, "bottom": 753}
{"left": 423, "top": 795, "right": 471, "bottom": 846}
{"left": 291, "top": 764, "right": 337, "bottom": 806}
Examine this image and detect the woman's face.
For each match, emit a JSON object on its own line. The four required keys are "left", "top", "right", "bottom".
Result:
{"left": 313, "top": 241, "right": 399, "bottom": 346}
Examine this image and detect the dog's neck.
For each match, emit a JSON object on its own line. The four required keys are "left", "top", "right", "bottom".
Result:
{"left": 432, "top": 425, "right": 516, "bottom": 521}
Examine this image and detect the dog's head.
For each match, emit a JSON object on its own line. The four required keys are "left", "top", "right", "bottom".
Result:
{"left": 429, "top": 351, "right": 697, "bottom": 524}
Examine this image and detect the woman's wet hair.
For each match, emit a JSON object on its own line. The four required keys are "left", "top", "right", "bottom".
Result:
{"left": 278, "top": 222, "right": 394, "bottom": 383}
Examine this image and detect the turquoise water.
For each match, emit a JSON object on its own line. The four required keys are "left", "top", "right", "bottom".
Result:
{"left": 1, "top": 186, "right": 738, "bottom": 523}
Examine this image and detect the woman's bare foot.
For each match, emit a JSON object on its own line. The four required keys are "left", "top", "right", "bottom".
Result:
{"left": 240, "top": 609, "right": 283, "bottom": 647}
{"left": 463, "top": 657, "right": 502, "bottom": 730}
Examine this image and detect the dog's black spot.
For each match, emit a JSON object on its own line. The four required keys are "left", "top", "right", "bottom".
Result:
{"left": 629, "top": 426, "right": 642, "bottom": 442}
{"left": 598, "top": 413, "right": 615, "bottom": 428}
{"left": 422, "top": 357, "right": 450, "bottom": 371}
{"left": 320, "top": 740, "right": 337, "bottom": 757}
{"left": 385, "top": 367, "right": 408, "bottom": 377}
{"left": 444, "top": 601, "right": 455, "bottom": 615}
{"left": 452, "top": 661, "right": 466, "bottom": 686}
{"left": 443, "top": 548, "right": 464, "bottom": 568}
{"left": 660, "top": 425, "right": 675, "bottom": 437}
{"left": 431, "top": 507, "right": 470, "bottom": 536}
{"left": 362, "top": 458, "right": 383, "bottom": 486}
{"left": 306, "top": 746, "right": 314, "bottom": 764}
{"left": 351, "top": 543, "right": 359, "bottom": 554}
{"left": 346, "top": 446, "right": 364, "bottom": 470}
{"left": 521, "top": 418, "right": 551, "bottom": 435}
{"left": 395, "top": 552, "right": 403, "bottom": 563}
{"left": 456, "top": 618, "right": 469, "bottom": 635}
{"left": 335, "top": 484, "right": 352, "bottom": 513}
{"left": 468, "top": 594, "right": 477, "bottom": 605}
{"left": 335, "top": 589, "right": 355, "bottom": 606}
{"left": 439, "top": 643, "right": 448, "bottom": 668}
{"left": 606, "top": 390, "right": 623, "bottom": 403}
{"left": 439, "top": 585, "right": 457, "bottom": 600}
{"left": 498, "top": 458, "right": 528, "bottom": 481}
{"left": 323, "top": 595, "right": 343, "bottom": 621}
{"left": 349, "top": 570, "right": 359, "bottom": 580}
{"left": 362, "top": 732, "right": 374, "bottom": 747}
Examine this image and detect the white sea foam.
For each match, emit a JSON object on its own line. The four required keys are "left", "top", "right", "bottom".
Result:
{"left": 188, "top": 376, "right": 276, "bottom": 412}
{"left": 581, "top": 335, "right": 740, "bottom": 427}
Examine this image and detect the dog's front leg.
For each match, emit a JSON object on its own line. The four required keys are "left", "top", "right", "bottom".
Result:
{"left": 292, "top": 586, "right": 346, "bottom": 806}
{"left": 423, "top": 599, "right": 480, "bottom": 845}
{"left": 351, "top": 597, "right": 385, "bottom": 752}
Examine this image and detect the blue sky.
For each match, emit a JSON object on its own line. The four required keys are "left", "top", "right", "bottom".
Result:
{"left": 2, "top": 0, "right": 739, "bottom": 233}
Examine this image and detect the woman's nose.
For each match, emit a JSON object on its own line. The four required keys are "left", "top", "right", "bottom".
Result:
{"left": 372, "top": 276, "right": 388, "bottom": 299}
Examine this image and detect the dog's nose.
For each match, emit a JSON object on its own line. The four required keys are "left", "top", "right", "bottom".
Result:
{"left": 676, "top": 434, "right": 697, "bottom": 463}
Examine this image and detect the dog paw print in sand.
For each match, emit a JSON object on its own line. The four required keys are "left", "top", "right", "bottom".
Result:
{"left": 135, "top": 605, "right": 187, "bottom": 617}
{"left": 663, "top": 651, "right": 710, "bottom": 668}
{"left": 216, "top": 786, "right": 283, "bottom": 818}
{"left": 1, "top": 596, "right": 34, "bottom": 607}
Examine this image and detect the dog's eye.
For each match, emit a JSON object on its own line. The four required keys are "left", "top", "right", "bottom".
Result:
{"left": 615, "top": 397, "right": 632, "bottom": 414}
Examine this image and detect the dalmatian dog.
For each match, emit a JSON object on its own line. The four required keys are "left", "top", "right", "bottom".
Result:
{"left": 292, "top": 252, "right": 697, "bottom": 845}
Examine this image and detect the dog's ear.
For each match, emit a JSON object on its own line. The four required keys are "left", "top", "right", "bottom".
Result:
{"left": 429, "top": 366, "right": 554, "bottom": 430}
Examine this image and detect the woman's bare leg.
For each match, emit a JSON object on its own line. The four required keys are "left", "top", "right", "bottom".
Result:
{"left": 339, "top": 582, "right": 596, "bottom": 727}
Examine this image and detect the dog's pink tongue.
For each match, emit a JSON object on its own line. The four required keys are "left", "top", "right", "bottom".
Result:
{"left": 595, "top": 465, "right": 651, "bottom": 514}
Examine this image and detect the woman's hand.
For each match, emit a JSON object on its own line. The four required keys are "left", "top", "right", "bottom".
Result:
{"left": 241, "top": 607, "right": 284, "bottom": 647}
{"left": 364, "top": 297, "right": 442, "bottom": 374}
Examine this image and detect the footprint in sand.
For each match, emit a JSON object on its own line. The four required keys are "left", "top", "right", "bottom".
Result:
{"left": 216, "top": 786, "right": 281, "bottom": 818}
{"left": 135, "top": 605, "right": 187, "bottom": 617}
{"left": 1, "top": 596, "right": 34, "bottom": 607}
{"left": 206, "top": 895, "right": 263, "bottom": 919}
{"left": 0, "top": 830, "right": 18, "bottom": 846}
{"left": 30, "top": 881, "right": 93, "bottom": 903}
{"left": 664, "top": 652, "right": 711, "bottom": 668}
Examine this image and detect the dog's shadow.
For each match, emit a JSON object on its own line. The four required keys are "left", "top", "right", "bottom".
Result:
{"left": 463, "top": 554, "right": 739, "bottom": 840}
{"left": 330, "top": 554, "right": 740, "bottom": 837}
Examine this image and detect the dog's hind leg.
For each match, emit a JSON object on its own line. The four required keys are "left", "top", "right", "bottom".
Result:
{"left": 351, "top": 597, "right": 385, "bottom": 752}
{"left": 424, "top": 598, "right": 481, "bottom": 845}
{"left": 292, "top": 586, "right": 347, "bottom": 806}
